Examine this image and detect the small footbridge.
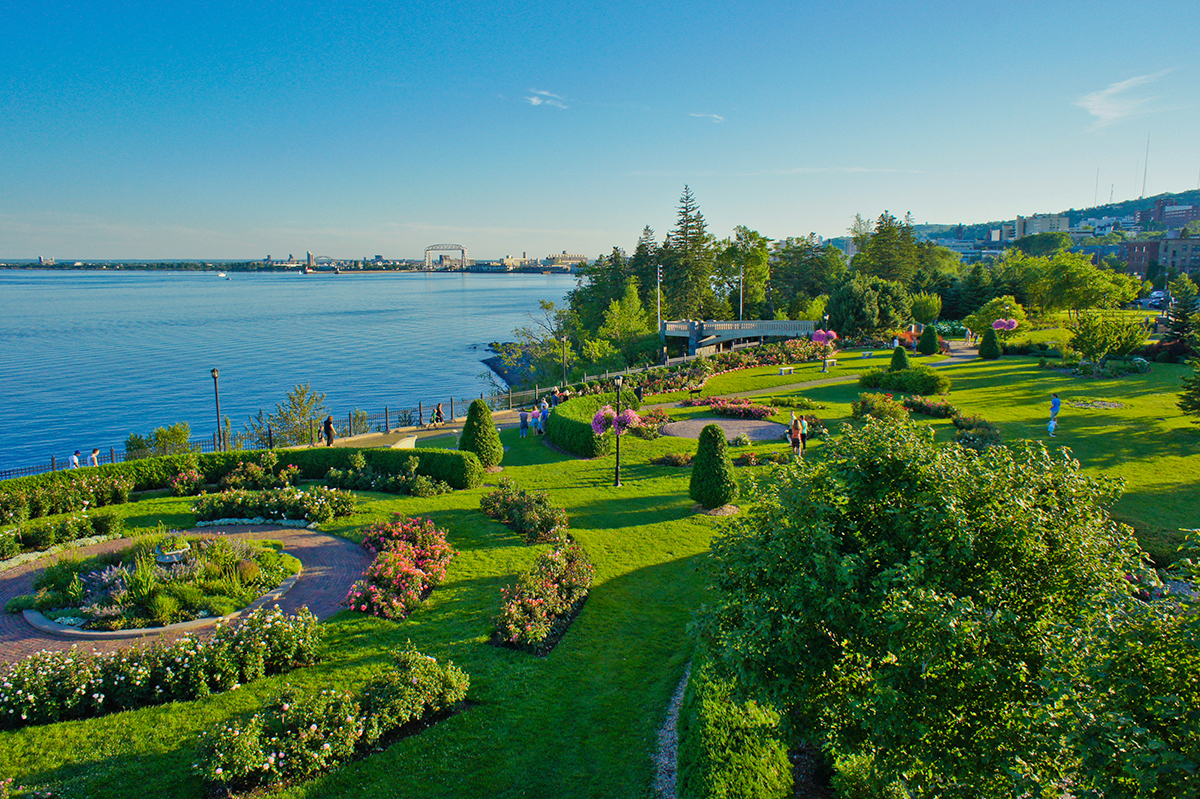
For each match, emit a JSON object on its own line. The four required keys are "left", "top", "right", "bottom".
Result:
{"left": 662, "top": 319, "right": 816, "bottom": 356}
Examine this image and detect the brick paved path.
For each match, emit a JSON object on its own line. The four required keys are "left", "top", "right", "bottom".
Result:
{"left": 0, "top": 526, "right": 370, "bottom": 664}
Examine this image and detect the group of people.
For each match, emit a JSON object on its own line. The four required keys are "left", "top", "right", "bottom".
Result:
{"left": 789, "top": 413, "right": 808, "bottom": 458}
{"left": 69, "top": 448, "right": 100, "bottom": 468}
{"left": 519, "top": 394, "right": 558, "bottom": 438}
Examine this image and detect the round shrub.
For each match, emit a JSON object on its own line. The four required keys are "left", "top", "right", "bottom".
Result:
{"left": 978, "top": 327, "right": 1002, "bottom": 360}
{"left": 917, "top": 325, "right": 939, "bottom": 356}
{"left": 459, "top": 399, "right": 503, "bottom": 468}
{"left": 690, "top": 424, "right": 738, "bottom": 509}
{"left": 890, "top": 345, "right": 911, "bottom": 372}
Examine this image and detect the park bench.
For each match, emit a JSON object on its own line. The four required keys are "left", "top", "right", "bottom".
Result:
{"left": 688, "top": 388, "right": 703, "bottom": 400}
{"left": 778, "top": 366, "right": 794, "bottom": 376}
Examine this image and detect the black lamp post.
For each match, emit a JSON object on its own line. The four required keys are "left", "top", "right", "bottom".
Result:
{"left": 211, "top": 368, "right": 222, "bottom": 451}
{"left": 613, "top": 374, "right": 623, "bottom": 487}
{"left": 821, "top": 315, "right": 831, "bottom": 372}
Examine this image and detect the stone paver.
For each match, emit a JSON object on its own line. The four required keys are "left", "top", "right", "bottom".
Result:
{"left": 0, "top": 525, "right": 370, "bottom": 664}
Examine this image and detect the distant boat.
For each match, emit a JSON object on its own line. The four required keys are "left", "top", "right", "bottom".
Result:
{"left": 217, "top": 272, "right": 227, "bottom": 278}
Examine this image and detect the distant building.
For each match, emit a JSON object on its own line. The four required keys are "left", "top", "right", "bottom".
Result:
{"left": 1139, "top": 198, "right": 1200, "bottom": 228}
{"left": 1159, "top": 232, "right": 1200, "bottom": 274}
{"left": 547, "top": 251, "right": 588, "bottom": 267}
{"left": 1120, "top": 240, "right": 1161, "bottom": 278}
{"left": 1015, "top": 214, "right": 1069, "bottom": 238}
{"left": 990, "top": 223, "right": 1016, "bottom": 242}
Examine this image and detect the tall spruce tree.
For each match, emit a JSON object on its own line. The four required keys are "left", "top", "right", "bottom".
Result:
{"left": 662, "top": 186, "right": 717, "bottom": 320}
{"left": 1165, "top": 274, "right": 1198, "bottom": 345}
{"left": 459, "top": 399, "right": 503, "bottom": 467}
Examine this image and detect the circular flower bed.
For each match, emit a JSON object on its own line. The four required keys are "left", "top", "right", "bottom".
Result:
{"left": 7, "top": 532, "right": 301, "bottom": 630}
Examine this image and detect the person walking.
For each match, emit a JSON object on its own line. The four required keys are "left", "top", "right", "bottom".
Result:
{"left": 800, "top": 416, "right": 809, "bottom": 455}
{"left": 322, "top": 415, "right": 335, "bottom": 447}
{"left": 87, "top": 448, "right": 99, "bottom": 467}
{"left": 70, "top": 450, "right": 81, "bottom": 468}
{"left": 433, "top": 403, "right": 445, "bottom": 426}
{"left": 1048, "top": 417, "right": 1058, "bottom": 437}
{"left": 790, "top": 414, "right": 802, "bottom": 458}
{"left": 1050, "top": 393, "right": 1061, "bottom": 421}
{"left": 519, "top": 408, "right": 529, "bottom": 438}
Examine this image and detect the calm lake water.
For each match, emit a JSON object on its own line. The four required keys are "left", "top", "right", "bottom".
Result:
{"left": 0, "top": 269, "right": 576, "bottom": 470}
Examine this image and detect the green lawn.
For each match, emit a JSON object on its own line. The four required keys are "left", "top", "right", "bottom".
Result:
{"left": 2, "top": 354, "right": 1196, "bottom": 797}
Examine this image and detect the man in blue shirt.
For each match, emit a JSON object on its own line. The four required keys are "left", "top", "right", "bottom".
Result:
{"left": 1050, "top": 393, "right": 1060, "bottom": 420}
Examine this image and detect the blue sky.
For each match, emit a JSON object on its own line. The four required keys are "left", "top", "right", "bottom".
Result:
{"left": 2, "top": 0, "right": 1198, "bottom": 260}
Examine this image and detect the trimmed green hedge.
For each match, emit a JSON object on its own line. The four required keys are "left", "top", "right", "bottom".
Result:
{"left": 545, "top": 390, "right": 640, "bottom": 458}
{"left": 677, "top": 656, "right": 792, "bottom": 799}
{"left": 0, "top": 447, "right": 483, "bottom": 495}
{"left": 858, "top": 365, "right": 951, "bottom": 396}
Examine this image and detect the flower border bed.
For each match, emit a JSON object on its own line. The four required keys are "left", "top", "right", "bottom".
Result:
{"left": 493, "top": 542, "right": 594, "bottom": 656}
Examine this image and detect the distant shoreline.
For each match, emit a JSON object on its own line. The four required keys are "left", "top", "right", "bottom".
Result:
{"left": 0, "top": 264, "right": 576, "bottom": 276}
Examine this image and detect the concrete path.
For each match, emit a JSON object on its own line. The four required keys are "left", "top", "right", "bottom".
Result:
{"left": 0, "top": 526, "right": 370, "bottom": 664}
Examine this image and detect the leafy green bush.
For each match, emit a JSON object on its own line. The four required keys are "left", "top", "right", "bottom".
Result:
{"left": 200, "top": 642, "right": 468, "bottom": 791}
{"left": 480, "top": 478, "right": 568, "bottom": 543}
{"left": 325, "top": 453, "right": 451, "bottom": 497}
{"left": 978, "top": 326, "right": 1002, "bottom": 359}
{"left": 889, "top": 345, "right": 910, "bottom": 371}
{"left": 0, "top": 606, "right": 322, "bottom": 730}
{"left": 858, "top": 366, "right": 951, "bottom": 395}
{"left": 677, "top": 655, "right": 792, "bottom": 799}
{"left": 690, "top": 424, "right": 737, "bottom": 509}
{"left": 851, "top": 392, "right": 908, "bottom": 421}
{"left": 2, "top": 509, "right": 123, "bottom": 559}
{"left": 459, "top": 399, "right": 503, "bottom": 468}
{"left": 917, "top": 325, "right": 939, "bottom": 356}
{"left": 546, "top": 390, "right": 640, "bottom": 457}
{"left": 952, "top": 414, "right": 1002, "bottom": 450}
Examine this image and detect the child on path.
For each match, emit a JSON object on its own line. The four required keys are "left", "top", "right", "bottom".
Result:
{"left": 1048, "top": 418, "right": 1057, "bottom": 437}
{"left": 532, "top": 407, "right": 541, "bottom": 435}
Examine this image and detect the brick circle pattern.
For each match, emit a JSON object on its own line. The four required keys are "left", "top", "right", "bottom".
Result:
{"left": 0, "top": 525, "right": 371, "bottom": 665}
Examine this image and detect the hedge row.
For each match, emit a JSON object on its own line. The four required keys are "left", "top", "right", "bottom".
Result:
{"left": 545, "top": 391, "right": 640, "bottom": 458}
{"left": 677, "top": 655, "right": 792, "bottom": 799}
{"left": 0, "top": 447, "right": 483, "bottom": 495}
{"left": 858, "top": 365, "right": 951, "bottom": 396}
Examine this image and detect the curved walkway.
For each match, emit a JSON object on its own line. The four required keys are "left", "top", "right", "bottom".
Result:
{"left": 0, "top": 525, "right": 371, "bottom": 665}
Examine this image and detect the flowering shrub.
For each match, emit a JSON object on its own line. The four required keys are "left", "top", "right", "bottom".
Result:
{"left": 168, "top": 468, "right": 203, "bottom": 497}
{"left": 655, "top": 452, "right": 694, "bottom": 467}
{"left": 480, "top": 478, "right": 568, "bottom": 544}
{"left": 200, "top": 642, "right": 468, "bottom": 791}
{"left": 631, "top": 407, "right": 672, "bottom": 439}
{"left": 731, "top": 433, "right": 752, "bottom": 447}
{"left": 952, "top": 414, "right": 1002, "bottom": 450}
{"left": 0, "top": 473, "right": 133, "bottom": 524}
{"left": 709, "top": 398, "right": 776, "bottom": 420}
{"left": 344, "top": 517, "right": 455, "bottom": 620}
{"left": 0, "top": 606, "right": 321, "bottom": 730}
{"left": 812, "top": 328, "right": 840, "bottom": 362}
{"left": 219, "top": 451, "right": 300, "bottom": 491}
{"left": 903, "top": 396, "right": 961, "bottom": 418}
{"left": 496, "top": 543, "right": 594, "bottom": 651}
{"left": 326, "top": 453, "right": 451, "bottom": 497}
{"left": 591, "top": 405, "right": 640, "bottom": 435}
{"left": 851, "top": 392, "right": 909, "bottom": 422}
{"left": 193, "top": 486, "right": 355, "bottom": 523}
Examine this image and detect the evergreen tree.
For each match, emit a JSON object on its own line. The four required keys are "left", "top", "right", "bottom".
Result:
{"left": 662, "top": 186, "right": 717, "bottom": 320}
{"left": 978, "top": 326, "right": 1002, "bottom": 360}
{"left": 890, "top": 345, "right": 911, "bottom": 371}
{"left": 1179, "top": 359, "right": 1200, "bottom": 422}
{"left": 690, "top": 424, "right": 738, "bottom": 509}
{"left": 918, "top": 325, "right": 939, "bottom": 356}
{"left": 1165, "top": 274, "right": 1198, "bottom": 345}
{"left": 459, "top": 399, "right": 503, "bottom": 467}
{"left": 855, "top": 212, "right": 920, "bottom": 285}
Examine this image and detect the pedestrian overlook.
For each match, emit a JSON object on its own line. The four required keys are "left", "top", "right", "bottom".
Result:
{"left": 662, "top": 319, "right": 816, "bottom": 355}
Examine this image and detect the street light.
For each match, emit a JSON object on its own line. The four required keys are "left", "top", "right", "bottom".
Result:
{"left": 613, "top": 374, "right": 623, "bottom": 487}
{"left": 210, "top": 368, "right": 222, "bottom": 452}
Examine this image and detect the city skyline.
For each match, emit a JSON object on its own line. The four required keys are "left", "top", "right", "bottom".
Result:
{"left": 2, "top": 0, "right": 1199, "bottom": 260}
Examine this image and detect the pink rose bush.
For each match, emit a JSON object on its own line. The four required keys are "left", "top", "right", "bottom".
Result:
{"left": 591, "top": 405, "right": 640, "bottom": 435}
{"left": 496, "top": 542, "right": 594, "bottom": 652}
{"left": 344, "top": 516, "right": 456, "bottom": 620}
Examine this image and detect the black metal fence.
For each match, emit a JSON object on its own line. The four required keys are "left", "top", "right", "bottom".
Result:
{"left": 0, "top": 354, "right": 711, "bottom": 483}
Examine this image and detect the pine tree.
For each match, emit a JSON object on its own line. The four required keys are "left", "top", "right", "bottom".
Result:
{"left": 918, "top": 325, "right": 939, "bottom": 356}
{"left": 890, "top": 345, "right": 911, "bottom": 371}
{"left": 1180, "top": 359, "right": 1200, "bottom": 422}
{"left": 663, "top": 186, "right": 717, "bottom": 320}
{"left": 1165, "top": 275, "right": 1198, "bottom": 345}
{"left": 690, "top": 424, "right": 737, "bottom": 509}
{"left": 978, "top": 326, "right": 1002, "bottom": 360}
{"left": 459, "top": 399, "right": 503, "bottom": 468}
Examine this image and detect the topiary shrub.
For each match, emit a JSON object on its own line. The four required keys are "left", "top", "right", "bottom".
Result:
{"left": 917, "top": 326, "right": 939, "bottom": 356}
{"left": 890, "top": 345, "right": 911, "bottom": 371}
{"left": 459, "top": 399, "right": 503, "bottom": 468}
{"left": 978, "top": 326, "right": 1002, "bottom": 360}
{"left": 690, "top": 424, "right": 738, "bottom": 509}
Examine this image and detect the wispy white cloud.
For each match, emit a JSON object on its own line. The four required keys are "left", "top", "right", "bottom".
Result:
{"left": 524, "top": 89, "right": 568, "bottom": 109}
{"left": 689, "top": 112, "right": 724, "bottom": 123}
{"left": 1075, "top": 70, "right": 1173, "bottom": 127}
{"left": 624, "top": 166, "right": 921, "bottom": 178}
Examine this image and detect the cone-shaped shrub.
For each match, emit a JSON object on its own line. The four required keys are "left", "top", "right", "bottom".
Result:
{"left": 917, "top": 325, "right": 939, "bottom": 356}
{"left": 459, "top": 399, "right": 503, "bottom": 467}
{"left": 978, "top": 327, "right": 1002, "bottom": 360}
{"left": 890, "top": 345, "right": 911, "bottom": 372}
{"left": 690, "top": 424, "right": 738, "bottom": 509}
